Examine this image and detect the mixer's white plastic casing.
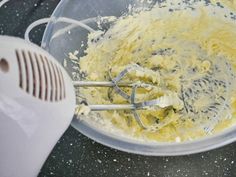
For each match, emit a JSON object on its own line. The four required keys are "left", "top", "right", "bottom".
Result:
{"left": 0, "top": 36, "right": 76, "bottom": 177}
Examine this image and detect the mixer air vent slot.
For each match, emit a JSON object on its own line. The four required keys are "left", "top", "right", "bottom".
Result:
{"left": 15, "top": 49, "right": 66, "bottom": 102}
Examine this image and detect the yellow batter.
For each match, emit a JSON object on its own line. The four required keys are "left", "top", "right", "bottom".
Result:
{"left": 77, "top": 0, "right": 236, "bottom": 142}
{"left": 212, "top": 0, "right": 236, "bottom": 11}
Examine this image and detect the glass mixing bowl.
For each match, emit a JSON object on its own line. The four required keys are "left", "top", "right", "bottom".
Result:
{"left": 41, "top": 0, "right": 236, "bottom": 156}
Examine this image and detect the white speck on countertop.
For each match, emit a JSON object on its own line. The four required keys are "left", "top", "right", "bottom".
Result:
{"left": 63, "top": 59, "right": 67, "bottom": 67}
{"left": 223, "top": 158, "right": 227, "bottom": 161}
{"left": 127, "top": 158, "right": 131, "bottom": 161}
{"left": 147, "top": 171, "right": 150, "bottom": 176}
{"left": 231, "top": 160, "right": 234, "bottom": 164}
{"left": 177, "top": 169, "right": 181, "bottom": 173}
{"left": 113, "top": 159, "right": 117, "bottom": 162}
{"left": 97, "top": 159, "right": 102, "bottom": 163}
{"left": 165, "top": 158, "right": 169, "bottom": 162}
{"left": 175, "top": 136, "right": 181, "bottom": 142}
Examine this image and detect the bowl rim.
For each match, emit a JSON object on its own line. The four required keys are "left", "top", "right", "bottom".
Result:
{"left": 70, "top": 118, "right": 236, "bottom": 156}
{"left": 41, "top": 0, "right": 236, "bottom": 156}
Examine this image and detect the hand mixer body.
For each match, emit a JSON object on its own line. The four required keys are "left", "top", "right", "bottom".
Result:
{"left": 0, "top": 36, "right": 76, "bottom": 177}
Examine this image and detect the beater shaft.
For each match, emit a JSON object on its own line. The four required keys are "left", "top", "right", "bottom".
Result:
{"left": 73, "top": 81, "right": 169, "bottom": 111}
{"left": 74, "top": 81, "right": 138, "bottom": 111}
{"left": 89, "top": 104, "right": 136, "bottom": 111}
{"left": 73, "top": 81, "right": 133, "bottom": 87}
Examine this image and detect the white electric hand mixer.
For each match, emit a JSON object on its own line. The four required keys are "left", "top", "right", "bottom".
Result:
{"left": 0, "top": 36, "right": 178, "bottom": 177}
{"left": 0, "top": 36, "right": 75, "bottom": 177}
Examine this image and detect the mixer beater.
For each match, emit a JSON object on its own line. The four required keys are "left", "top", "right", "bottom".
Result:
{"left": 74, "top": 63, "right": 183, "bottom": 128}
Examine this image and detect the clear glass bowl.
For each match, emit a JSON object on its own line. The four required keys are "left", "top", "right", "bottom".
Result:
{"left": 41, "top": 0, "right": 236, "bottom": 156}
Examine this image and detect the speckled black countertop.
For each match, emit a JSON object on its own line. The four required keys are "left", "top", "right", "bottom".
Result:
{"left": 1, "top": 0, "right": 236, "bottom": 177}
